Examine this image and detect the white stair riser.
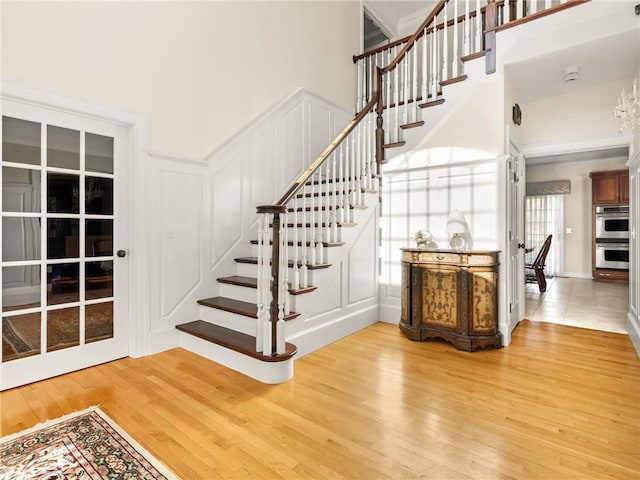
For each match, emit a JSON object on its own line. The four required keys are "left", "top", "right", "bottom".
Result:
{"left": 179, "top": 333, "right": 293, "bottom": 384}
{"left": 198, "top": 305, "right": 257, "bottom": 336}
{"left": 218, "top": 282, "right": 258, "bottom": 304}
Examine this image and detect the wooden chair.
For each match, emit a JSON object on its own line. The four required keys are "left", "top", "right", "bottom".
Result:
{"left": 525, "top": 235, "right": 552, "bottom": 293}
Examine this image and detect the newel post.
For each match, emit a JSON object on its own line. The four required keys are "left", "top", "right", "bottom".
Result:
{"left": 484, "top": 0, "right": 497, "bottom": 74}
{"left": 256, "top": 204, "right": 287, "bottom": 355}
{"left": 375, "top": 67, "right": 385, "bottom": 171}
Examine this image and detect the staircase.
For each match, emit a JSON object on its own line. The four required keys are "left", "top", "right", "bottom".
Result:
{"left": 175, "top": 0, "right": 588, "bottom": 383}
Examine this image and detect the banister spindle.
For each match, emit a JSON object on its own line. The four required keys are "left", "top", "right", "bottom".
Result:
{"left": 412, "top": 38, "right": 418, "bottom": 111}
{"left": 393, "top": 47, "right": 400, "bottom": 142}
{"left": 441, "top": 5, "right": 448, "bottom": 81}
{"left": 517, "top": 0, "right": 524, "bottom": 19}
{"left": 309, "top": 175, "right": 317, "bottom": 265}
{"left": 385, "top": 49, "right": 392, "bottom": 145}
{"left": 357, "top": 58, "right": 364, "bottom": 112}
{"left": 421, "top": 27, "right": 428, "bottom": 103}
{"left": 281, "top": 212, "right": 290, "bottom": 317}
{"left": 331, "top": 152, "right": 338, "bottom": 242}
{"left": 475, "top": 0, "right": 482, "bottom": 51}
{"left": 292, "top": 198, "right": 300, "bottom": 291}
{"left": 464, "top": 0, "right": 471, "bottom": 56}
{"left": 431, "top": 24, "right": 438, "bottom": 98}
{"left": 504, "top": 0, "right": 511, "bottom": 23}
{"left": 452, "top": 0, "right": 459, "bottom": 78}
{"left": 314, "top": 172, "right": 323, "bottom": 265}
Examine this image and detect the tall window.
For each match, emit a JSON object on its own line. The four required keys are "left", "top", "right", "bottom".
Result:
{"left": 525, "top": 195, "right": 563, "bottom": 276}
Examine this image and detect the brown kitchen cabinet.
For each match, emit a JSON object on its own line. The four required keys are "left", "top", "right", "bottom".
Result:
{"left": 590, "top": 169, "right": 629, "bottom": 205}
{"left": 400, "top": 248, "right": 502, "bottom": 351}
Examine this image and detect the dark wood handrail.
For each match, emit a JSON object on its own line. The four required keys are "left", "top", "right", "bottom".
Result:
{"left": 383, "top": 0, "right": 448, "bottom": 74}
{"left": 354, "top": 0, "right": 489, "bottom": 63}
{"left": 268, "top": 69, "right": 382, "bottom": 209}
{"left": 485, "top": 0, "right": 589, "bottom": 33}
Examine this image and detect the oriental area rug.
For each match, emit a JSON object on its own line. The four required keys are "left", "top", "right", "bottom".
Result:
{"left": 0, "top": 406, "right": 177, "bottom": 479}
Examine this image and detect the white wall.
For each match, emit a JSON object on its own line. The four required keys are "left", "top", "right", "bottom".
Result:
{"left": 1, "top": 1, "right": 359, "bottom": 160}
{"left": 526, "top": 157, "right": 628, "bottom": 278}
{"left": 519, "top": 80, "right": 630, "bottom": 147}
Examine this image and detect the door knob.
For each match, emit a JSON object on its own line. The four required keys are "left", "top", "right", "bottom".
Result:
{"left": 116, "top": 250, "right": 127, "bottom": 258}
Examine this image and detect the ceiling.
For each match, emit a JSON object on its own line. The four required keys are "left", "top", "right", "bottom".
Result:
{"left": 505, "top": 29, "right": 640, "bottom": 103}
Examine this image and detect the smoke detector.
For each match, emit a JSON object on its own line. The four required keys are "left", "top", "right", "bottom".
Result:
{"left": 563, "top": 66, "right": 580, "bottom": 83}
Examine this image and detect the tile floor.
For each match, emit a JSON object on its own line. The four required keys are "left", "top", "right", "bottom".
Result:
{"left": 525, "top": 276, "right": 629, "bottom": 334}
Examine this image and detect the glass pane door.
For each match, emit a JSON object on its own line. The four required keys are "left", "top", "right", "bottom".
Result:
{"left": 1, "top": 105, "right": 127, "bottom": 388}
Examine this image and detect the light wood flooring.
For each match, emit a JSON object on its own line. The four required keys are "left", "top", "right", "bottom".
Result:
{"left": 1, "top": 321, "right": 639, "bottom": 479}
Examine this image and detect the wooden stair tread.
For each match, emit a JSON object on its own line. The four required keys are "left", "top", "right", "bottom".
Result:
{"left": 176, "top": 320, "right": 297, "bottom": 362}
{"left": 461, "top": 50, "right": 488, "bottom": 62}
{"left": 419, "top": 98, "right": 445, "bottom": 109}
{"left": 235, "top": 257, "right": 331, "bottom": 270}
{"left": 217, "top": 275, "right": 318, "bottom": 295}
{"left": 384, "top": 141, "right": 406, "bottom": 148}
{"left": 197, "top": 296, "right": 301, "bottom": 320}
{"left": 440, "top": 74, "right": 468, "bottom": 86}
{"left": 400, "top": 121, "right": 425, "bottom": 130}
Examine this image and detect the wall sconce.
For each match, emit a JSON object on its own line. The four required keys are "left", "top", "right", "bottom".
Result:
{"left": 613, "top": 78, "right": 639, "bottom": 133}
{"left": 446, "top": 210, "right": 468, "bottom": 250}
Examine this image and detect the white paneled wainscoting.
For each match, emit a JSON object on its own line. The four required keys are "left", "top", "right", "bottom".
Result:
{"left": 146, "top": 89, "right": 380, "bottom": 379}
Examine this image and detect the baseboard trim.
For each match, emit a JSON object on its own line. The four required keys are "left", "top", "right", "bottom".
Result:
{"left": 287, "top": 306, "right": 379, "bottom": 358}
{"left": 378, "top": 304, "right": 400, "bottom": 325}
{"left": 627, "top": 312, "right": 640, "bottom": 358}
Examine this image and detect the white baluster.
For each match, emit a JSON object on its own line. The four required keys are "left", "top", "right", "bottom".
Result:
{"left": 301, "top": 183, "right": 307, "bottom": 279}
{"left": 517, "top": 0, "right": 524, "bottom": 19}
{"left": 442, "top": 5, "right": 448, "bottom": 81}
{"left": 338, "top": 144, "right": 345, "bottom": 224}
{"left": 421, "top": 27, "right": 428, "bottom": 103}
{"left": 385, "top": 49, "right": 392, "bottom": 145}
{"left": 530, "top": 0, "right": 537, "bottom": 15}
{"left": 357, "top": 58, "right": 363, "bottom": 112}
{"left": 263, "top": 305, "right": 272, "bottom": 356}
{"left": 431, "top": 25, "right": 438, "bottom": 98}
{"left": 291, "top": 198, "right": 300, "bottom": 291}
{"left": 300, "top": 251, "right": 308, "bottom": 289}
{"left": 310, "top": 175, "right": 317, "bottom": 265}
{"left": 545, "top": 0, "right": 552, "bottom": 9}
{"left": 323, "top": 163, "right": 330, "bottom": 244}
{"left": 281, "top": 213, "right": 290, "bottom": 316}
{"left": 452, "top": 0, "right": 459, "bottom": 78}
{"left": 394, "top": 48, "right": 400, "bottom": 142}
{"left": 412, "top": 38, "right": 418, "bottom": 120}
{"left": 475, "top": 0, "right": 482, "bottom": 51}
{"left": 464, "top": 0, "right": 470, "bottom": 56}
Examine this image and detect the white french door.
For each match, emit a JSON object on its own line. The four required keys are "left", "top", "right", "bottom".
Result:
{"left": 0, "top": 100, "right": 129, "bottom": 390}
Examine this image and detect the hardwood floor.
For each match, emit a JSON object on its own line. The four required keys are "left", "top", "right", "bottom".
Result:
{"left": 1, "top": 321, "right": 639, "bottom": 479}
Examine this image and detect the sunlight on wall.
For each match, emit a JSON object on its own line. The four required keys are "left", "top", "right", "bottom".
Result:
{"left": 380, "top": 146, "right": 500, "bottom": 291}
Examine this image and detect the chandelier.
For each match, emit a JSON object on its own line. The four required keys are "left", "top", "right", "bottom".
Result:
{"left": 613, "top": 78, "right": 640, "bottom": 133}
